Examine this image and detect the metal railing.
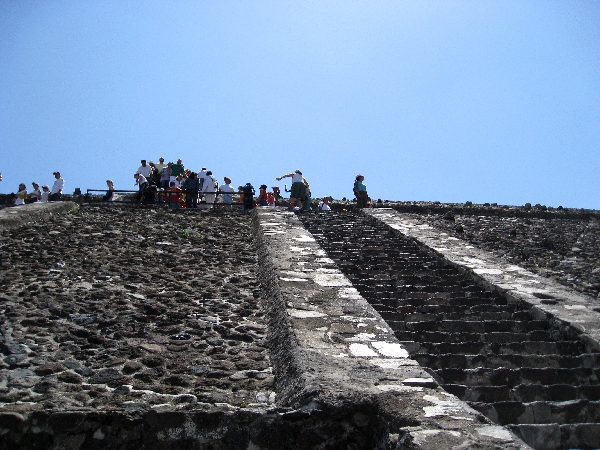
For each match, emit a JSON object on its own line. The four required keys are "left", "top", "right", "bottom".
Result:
{"left": 85, "top": 188, "right": 239, "bottom": 208}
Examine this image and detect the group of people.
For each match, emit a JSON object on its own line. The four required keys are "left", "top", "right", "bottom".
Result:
{"left": 128, "top": 158, "right": 341, "bottom": 211}
{"left": 11, "top": 172, "right": 65, "bottom": 205}
{"left": 7, "top": 162, "right": 369, "bottom": 211}
{"left": 130, "top": 158, "right": 250, "bottom": 209}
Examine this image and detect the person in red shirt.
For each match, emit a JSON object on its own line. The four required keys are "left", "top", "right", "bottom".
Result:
{"left": 165, "top": 182, "right": 183, "bottom": 209}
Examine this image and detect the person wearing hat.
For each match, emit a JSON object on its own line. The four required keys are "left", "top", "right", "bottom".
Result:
{"left": 256, "top": 184, "right": 269, "bottom": 206}
{"left": 219, "top": 177, "right": 234, "bottom": 206}
{"left": 40, "top": 185, "right": 50, "bottom": 202}
{"left": 50, "top": 171, "right": 64, "bottom": 201}
{"left": 276, "top": 169, "right": 307, "bottom": 210}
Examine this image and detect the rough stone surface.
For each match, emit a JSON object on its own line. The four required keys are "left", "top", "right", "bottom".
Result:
{"left": 0, "top": 201, "right": 569, "bottom": 448}
{"left": 0, "top": 205, "right": 272, "bottom": 412}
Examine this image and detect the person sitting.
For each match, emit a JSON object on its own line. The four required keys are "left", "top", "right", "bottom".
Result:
{"left": 165, "top": 181, "right": 183, "bottom": 209}
{"left": 267, "top": 190, "right": 276, "bottom": 206}
{"left": 318, "top": 197, "right": 331, "bottom": 211}
{"left": 143, "top": 181, "right": 158, "bottom": 204}
{"left": 28, "top": 182, "right": 41, "bottom": 203}
{"left": 14, "top": 183, "right": 27, "bottom": 206}
{"left": 219, "top": 177, "right": 234, "bottom": 207}
{"left": 40, "top": 185, "right": 50, "bottom": 202}
{"left": 103, "top": 180, "right": 115, "bottom": 203}
{"left": 256, "top": 184, "right": 269, "bottom": 206}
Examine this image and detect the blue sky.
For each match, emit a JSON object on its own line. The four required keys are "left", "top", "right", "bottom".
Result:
{"left": 1, "top": 1, "right": 599, "bottom": 208}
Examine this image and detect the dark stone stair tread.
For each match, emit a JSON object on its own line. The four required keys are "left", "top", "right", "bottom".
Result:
{"left": 472, "top": 399, "right": 600, "bottom": 425}
{"left": 443, "top": 383, "right": 600, "bottom": 403}
{"left": 434, "top": 367, "right": 597, "bottom": 387}
{"left": 414, "top": 353, "right": 600, "bottom": 370}
{"left": 510, "top": 423, "right": 600, "bottom": 450}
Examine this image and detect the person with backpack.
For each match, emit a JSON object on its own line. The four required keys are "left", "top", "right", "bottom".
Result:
{"left": 242, "top": 183, "right": 255, "bottom": 210}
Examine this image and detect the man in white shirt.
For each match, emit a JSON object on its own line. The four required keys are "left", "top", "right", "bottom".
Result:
{"left": 50, "top": 172, "right": 64, "bottom": 201}
{"left": 276, "top": 169, "right": 307, "bottom": 210}
{"left": 137, "top": 160, "right": 153, "bottom": 179}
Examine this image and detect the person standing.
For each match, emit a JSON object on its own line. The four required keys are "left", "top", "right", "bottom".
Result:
{"left": 50, "top": 171, "right": 64, "bottom": 201}
{"left": 276, "top": 169, "right": 307, "bottom": 210}
{"left": 159, "top": 164, "right": 171, "bottom": 189}
{"left": 134, "top": 173, "right": 148, "bottom": 202}
{"left": 137, "top": 160, "right": 153, "bottom": 179}
{"left": 169, "top": 159, "right": 185, "bottom": 183}
{"left": 202, "top": 170, "right": 217, "bottom": 207}
{"left": 242, "top": 183, "right": 255, "bottom": 210}
{"left": 184, "top": 172, "right": 200, "bottom": 208}
{"left": 302, "top": 181, "right": 312, "bottom": 211}
{"left": 355, "top": 174, "right": 368, "bottom": 208}
{"left": 154, "top": 157, "right": 167, "bottom": 174}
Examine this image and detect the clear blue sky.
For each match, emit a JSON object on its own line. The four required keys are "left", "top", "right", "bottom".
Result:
{"left": 1, "top": 1, "right": 599, "bottom": 208}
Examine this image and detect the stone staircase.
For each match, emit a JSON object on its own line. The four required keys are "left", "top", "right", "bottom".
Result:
{"left": 299, "top": 211, "right": 600, "bottom": 450}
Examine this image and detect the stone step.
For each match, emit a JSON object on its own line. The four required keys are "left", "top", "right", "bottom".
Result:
{"left": 388, "top": 303, "right": 524, "bottom": 318}
{"left": 401, "top": 339, "right": 589, "bottom": 356}
{"left": 394, "top": 329, "right": 557, "bottom": 344}
{"left": 444, "top": 383, "right": 600, "bottom": 403}
{"left": 435, "top": 367, "right": 599, "bottom": 387}
{"left": 387, "top": 295, "right": 507, "bottom": 308}
{"left": 414, "top": 352, "right": 600, "bottom": 370}
{"left": 471, "top": 399, "right": 600, "bottom": 425}
{"left": 403, "top": 319, "right": 549, "bottom": 333}
{"left": 510, "top": 423, "right": 600, "bottom": 450}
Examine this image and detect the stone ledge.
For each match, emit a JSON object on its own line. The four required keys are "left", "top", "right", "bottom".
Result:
{"left": 0, "top": 202, "right": 78, "bottom": 232}
{"left": 254, "top": 208, "right": 530, "bottom": 449}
